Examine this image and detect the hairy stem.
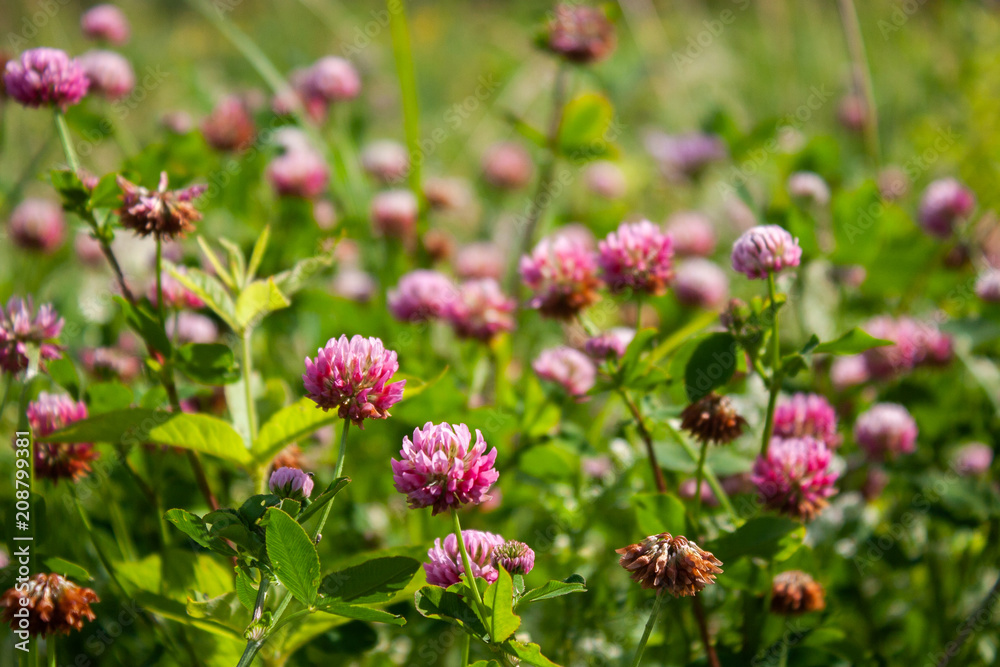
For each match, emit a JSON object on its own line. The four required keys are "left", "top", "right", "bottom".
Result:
{"left": 618, "top": 388, "right": 668, "bottom": 494}
{"left": 242, "top": 330, "right": 258, "bottom": 444}
{"left": 629, "top": 591, "right": 665, "bottom": 667}
{"left": 53, "top": 111, "right": 80, "bottom": 173}
{"left": 314, "top": 419, "right": 352, "bottom": 541}
{"left": 760, "top": 271, "right": 781, "bottom": 457}
{"left": 692, "top": 597, "right": 721, "bottom": 667}
{"left": 509, "top": 64, "right": 569, "bottom": 290}
{"left": 837, "top": 0, "right": 881, "bottom": 165}
{"left": 663, "top": 420, "right": 737, "bottom": 521}
{"left": 388, "top": 0, "right": 422, "bottom": 198}
{"left": 693, "top": 438, "right": 709, "bottom": 523}
{"left": 452, "top": 509, "right": 491, "bottom": 624}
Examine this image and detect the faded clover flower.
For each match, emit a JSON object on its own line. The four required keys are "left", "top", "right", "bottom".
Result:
{"left": 616, "top": 533, "right": 722, "bottom": 597}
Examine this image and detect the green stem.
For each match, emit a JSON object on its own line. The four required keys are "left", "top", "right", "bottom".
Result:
{"left": 155, "top": 237, "right": 165, "bottom": 325}
{"left": 618, "top": 388, "right": 668, "bottom": 494}
{"left": 761, "top": 272, "right": 781, "bottom": 457}
{"left": 837, "top": 0, "right": 881, "bottom": 165}
{"left": 46, "top": 637, "right": 55, "bottom": 667}
{"left": 451, "top": 509, "right": 490, "bottom": 624}
{"left": 71, "top": 487, "right": 130, "bottom": 598}
{"left": 0, "top": 373, "right": 14, "bottom": 422}
{"left": 53, "top": 111, "right": 80, "bottom": 173}
{"left": 242, "top": 330, "right": 258, "bottom": 444}
{"left": 509, "top": 64, "right": 569, "bottom": 290}
{"left": 461, "top": 632, "right": 471, "bottom": 666}
{"left": 693, "top": 438, "right": 709, "bottom": 523}
{"left": 629, "top": 591, "right": 666, "bottom": 667}
{"left": 387, "top": 0, "right": 422, "bottom": 199}
{"left": 663, "top": 420, "right": 737, "bottom": 521}
{"left": 313, "top": 419, "right": 351, "bottom": 541}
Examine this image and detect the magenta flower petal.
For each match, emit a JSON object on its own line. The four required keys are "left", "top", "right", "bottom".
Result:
{"left": 392, "top": 422, "right": 498, "bottom": 515}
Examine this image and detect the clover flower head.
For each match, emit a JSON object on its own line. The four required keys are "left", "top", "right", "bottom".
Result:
{"left": 303, "top": 335, "right": 405, "bottom": 427}
{"left": 665, "top": 212, "right": 716, "bottom": 257}
{"left": 482, "top": 142, "right": 533, "bottom": 190}
{"left": 443, "top": 279, "right": 516, "bottom": 342}
{"left": 770, "top": 570, "right": 825, "bottom": 615}
{"left": 117, "top": 171, "right": 207, "bottom": 239}
{"left": 268, "top": 467, "right": 314, "bottom": 501}
{"left": 598, "top": 220, "right": 675, "bottom": 295}
{"left": 81, "top": 4, "right": 130, "bottom": 44}
{"left": 424, "top": 530, "right": 505, "bottom": 588}
{"left": 4, "top": 48, "right": 89, "bottom": 109}
{"left": 731, "top": 225, "right": 802, "bottom": 279}
{"left": 77, "top": 49, "right": 134, "bottom": 100}
{"left": 773, "top": 393, "right": 841, "bottom": 449}
{"left": 9, "top": 198, "right": 66, "bottom": 254}
{"left": 584, "top": 327, "right": 635, "bottom": 360}
{"left": 26, "top": 392, "right": 96, "bottom": 483}
{"left": 520, "top": 234, "right": 601, "bottom": 318}
{"left": 392, "top": 422, "right": 498, "bottom": 515}
{"left": 1, "top": 573, "right": 99, "bottom": 636}
{"left": 532, "top": 346, "right": 596, "bottom": 398}
{"left": 673, "top": 259, "right": 729, "bottom": 309}
{"left": 545, "top": 4, "right": 616, "bottom": 64}
{"left": 751, "top": 436, "right": 838, "bottom": 521}
{"left": 853, "top": 403, "right": 918, "bottom": 461}
{"left": 0, "top": 297, "right": 64, "bottom": 374}
{"left": 918, "top": 178, "right": 975, "bottom": 238}
{"left": 387, "top": 270, "right": 458, "bottom": 323}
{"left": 616, "top": 533, "right": 722, "bottom": 597}
{"left": 201, "top": 95, "right": 256, "bottom": 152}
{"left": 493, "top": 540, "right": 535, "bottom": 575}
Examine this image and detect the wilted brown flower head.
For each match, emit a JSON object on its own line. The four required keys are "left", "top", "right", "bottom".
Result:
{"left": 545, "top": 4, "right": 616, "bottom": 64}
{"left": 117, "top": 171, "right": 207, "bottom": 239}
{"left": 681, "top": 392, "right": 748, "bottom": 445}
{"left": 616, "top": 533, "right": 722, "bottom": 597}
{"left": 269, "top": 444, "right": 304, "bottom": 473}
{"left": 1, "top": 573, "right": 99, "bottom": 636}
{"left": 770, "top": 570, "right": 825, "bottom": 615}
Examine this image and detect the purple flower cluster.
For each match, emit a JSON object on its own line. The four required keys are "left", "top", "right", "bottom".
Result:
{"left": 493, "top": 540, "right": 535, "bottom": 575}
{"left": 443, "top": 279, "right": 516, "bottom": 342}
{"left": 303, "top": 335, "right": 406, "bottom": 427}
{"left": 388, "top": 271, "right": 515, "bottom": 342}
{"left": 773, "top": 393, "right": 841, "bottom": 449}
{"left": 388, "top": 270, "right": 457, "bottom": 322}
{"left": 644, "top": 131, "right": 727, "bottom": 181}
{"left": 0, "top": 297, "right": 64, "bottom": 374}
{"left": 918, "top": 178, "right": 975, "bottom": 238}
{"left": 27, "top": 392, "right": 97, "bottom": 483}
{"left": 853, "top": 403, "right": 918, "bottom": 461}
{"left": 731, "top": 225, "right": 802, "bottom": 280}
{"left": 520, "top": 234, "right": 601, "bottom": 319}
{"left": 533, "top": 346, "right": 596, "bottom": 398}
{"left": 78, "top": 50, "right": 134, "bottom": 100}
{"left": 4, "top": 48, "right": 89, "bottom": 109}
{"left": 268, "top": 467, "right": 314, "bottom": 501}
{"left": 597, "top": 220, "right": 675, "bottom": 295}
{"left": 391, "top": 422, "right": 498, "bottom": 515}
{"left": 584, "top": 327, "right": 635, "bottom": 360}
{"left": 81, "top": 5, "right": 130, "bottom": 45}
{"left": 858, "top": 316, "right": 953, "bottom": 380}
{"left": 752, "top": 437, "right": 839, "bottom": 521}
{"left": 424, "top": 530, "right": 505, "bottom": 588}
{"left": 266, "top": 129, "right": 329, "bottom": 199}
{"left": 673, "top": 259, "right": 729, "bottom": 309}
{"left": 117, "top": 172, "right": 207, "bottom": 239}
{"left": 9, "top": 199, "right": 66, "bottom": 254}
